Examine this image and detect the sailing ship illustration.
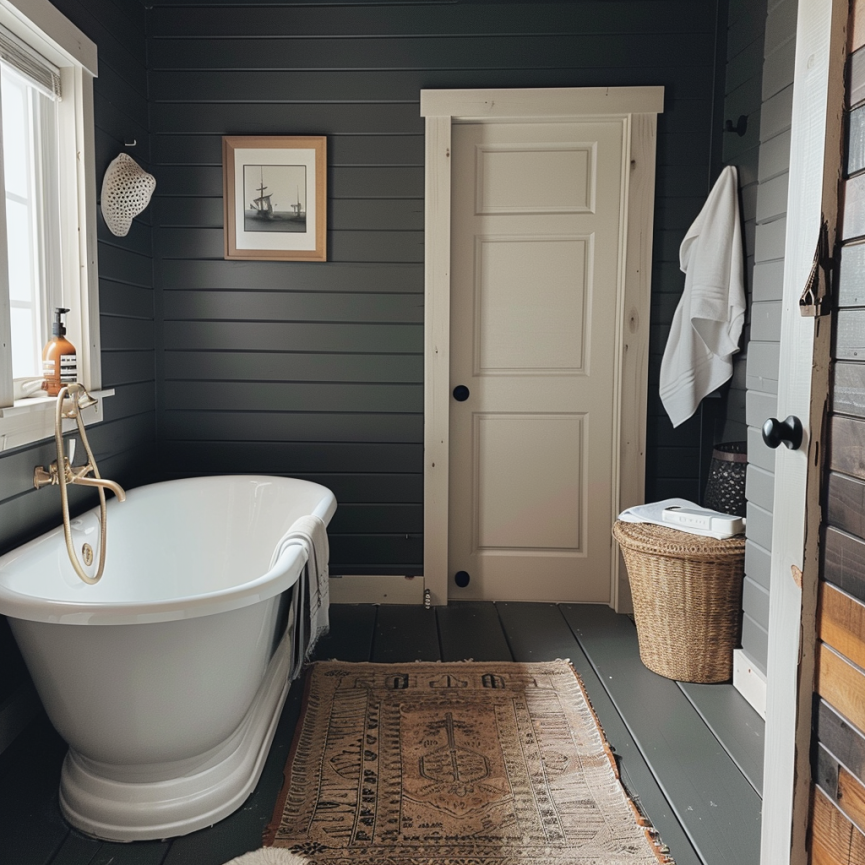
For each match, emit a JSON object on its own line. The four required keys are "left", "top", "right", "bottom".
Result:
{"left": 249, "top": 167, "right": 274, "bottom": 220}
{"left": 289, "top": 186, "right": 305, "bottom": 221}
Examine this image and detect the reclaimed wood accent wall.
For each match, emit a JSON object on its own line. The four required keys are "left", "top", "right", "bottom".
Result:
{"left": 810, "top": 6, "right": 865, "bottom": 860}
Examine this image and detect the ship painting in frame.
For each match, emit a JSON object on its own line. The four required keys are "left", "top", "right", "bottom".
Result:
{"left": 223, "top": 136, "right": 327, "bottom": 262}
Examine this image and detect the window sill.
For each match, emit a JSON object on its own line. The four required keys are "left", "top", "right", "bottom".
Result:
{"left": 0, "top": 389, "right": 115, "bottom": 452}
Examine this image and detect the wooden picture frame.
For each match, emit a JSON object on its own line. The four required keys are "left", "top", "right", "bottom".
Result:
{"left": 222, "top": 135, "right": 326, "bottom": 262}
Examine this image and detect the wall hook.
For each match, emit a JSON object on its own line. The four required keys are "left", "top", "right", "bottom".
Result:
{"left": 124, "top": 138, "right": 137, "bottom": 148}
{"left": 724, "top": 115, "right": 747, "bottom": 137}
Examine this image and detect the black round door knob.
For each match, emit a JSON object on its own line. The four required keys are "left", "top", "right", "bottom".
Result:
{"left": 454, "top": 570, "right": 470, "bottom": 587}
{"left": 762, "top": 415, "right": 803, "bottom": 450}
{"left": 452, "top": 385, "right": 470, "bottom": 402}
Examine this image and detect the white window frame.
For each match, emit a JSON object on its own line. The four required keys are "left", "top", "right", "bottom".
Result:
{"left": 0, "top": 0, "right": 109, "bottom": 451}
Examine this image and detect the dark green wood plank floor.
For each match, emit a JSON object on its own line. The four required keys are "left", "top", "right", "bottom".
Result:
{"left": 0, "top": 603, "right": 762, "bottom": 865}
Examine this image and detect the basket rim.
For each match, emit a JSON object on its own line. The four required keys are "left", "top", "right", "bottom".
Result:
{"left": 613, "top": 520, "right": 746, "bottom": 559}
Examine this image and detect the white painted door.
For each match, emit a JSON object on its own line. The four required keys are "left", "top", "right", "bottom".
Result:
{"left": 447, "top": 120, "right": 626, "bottom": 602}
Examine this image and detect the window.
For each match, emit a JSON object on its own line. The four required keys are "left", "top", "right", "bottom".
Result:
{"left": 0, "top": 0, "right": 104, "bottom": 450}
{"left": 3, "top": 61, "right": 60, "bottom": 381}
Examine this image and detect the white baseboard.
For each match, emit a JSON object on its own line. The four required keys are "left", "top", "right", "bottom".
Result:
{"left": 329, "top": 575, "right": 425, "bottom": 605}
{"left": 733, "top": 649, "right": 767, "bottom": 719}
{"left": 0, "top": 684, "right": 40, "bottom": 757}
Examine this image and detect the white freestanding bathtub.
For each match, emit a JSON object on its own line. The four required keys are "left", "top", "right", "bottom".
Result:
{"left": 0, "top": 475, "right": 336, "bottom": 842}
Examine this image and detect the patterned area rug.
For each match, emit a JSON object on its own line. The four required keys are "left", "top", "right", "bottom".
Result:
{"left": 265, "top": 660, "right": 672, "bottom": 864}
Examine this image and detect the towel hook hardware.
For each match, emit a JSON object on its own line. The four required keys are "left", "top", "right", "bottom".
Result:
{"left": 723, "top": 115, "right": 748, "bottom": 136}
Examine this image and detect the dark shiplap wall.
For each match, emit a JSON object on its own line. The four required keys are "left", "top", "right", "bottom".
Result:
{"left": 0, "top": 0, "right": 154, "bottom": 706}
{"left": 720, "top": 0, "right": 768, "bottom": 445}
{"left": 149, "top": 0, "right": 728, "bottom": 574}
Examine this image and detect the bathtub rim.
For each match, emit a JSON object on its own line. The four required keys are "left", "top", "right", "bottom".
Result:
{"left": 0, "top": 475, "right": 336, "bottom": 627}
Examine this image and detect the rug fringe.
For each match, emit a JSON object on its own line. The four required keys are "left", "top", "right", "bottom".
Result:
{"left": 564, "top": 660, "right": 676, "bottom": 865}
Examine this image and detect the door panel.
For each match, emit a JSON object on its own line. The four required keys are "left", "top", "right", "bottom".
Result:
{"left": 448, "top": 120, "right": 624, "bottom": 602}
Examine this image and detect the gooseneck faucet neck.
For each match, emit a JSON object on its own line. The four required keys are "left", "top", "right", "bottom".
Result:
{"left": 33, "top": 384, "right": 126, "bottom": 584}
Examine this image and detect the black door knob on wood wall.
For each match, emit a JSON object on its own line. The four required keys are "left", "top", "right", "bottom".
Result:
{"left": 761, "top": 415, "right": 803, "bottom": 450}
{"left": 453, "top": 385, "right": 470, "bottom": 402}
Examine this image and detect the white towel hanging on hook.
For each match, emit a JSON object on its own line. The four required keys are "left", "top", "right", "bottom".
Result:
{"left": 659, "top": 165, "right": 746, "bottom": 428}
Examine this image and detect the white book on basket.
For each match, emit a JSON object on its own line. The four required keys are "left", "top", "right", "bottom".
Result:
{"left": 618, "top": 498, "right": 745, "bottom": 540}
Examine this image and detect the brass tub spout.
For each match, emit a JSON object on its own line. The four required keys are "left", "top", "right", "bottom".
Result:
{"left": 33, "top": 384, "right": 126, "bottom": 584}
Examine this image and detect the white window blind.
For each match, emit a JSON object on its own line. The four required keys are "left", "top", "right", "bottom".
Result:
{"left": 0, "top": 22, "right": 60, "bottom": 101}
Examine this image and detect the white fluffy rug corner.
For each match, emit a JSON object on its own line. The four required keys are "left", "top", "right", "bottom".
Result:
{"left": 222, "top": 850, "right": 309, "bottom": 865}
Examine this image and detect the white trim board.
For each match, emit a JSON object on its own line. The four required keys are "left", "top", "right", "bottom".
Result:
{"left": 329, "top": 575, "right": 425, "bottom": 606}
{"left": 421, "top": 87, "right": 662, "bottom": 608}
{"left": 733, "top": 648, "right": 767, "bottom": 719}
{"left": 759, "top": 1, "right": 847, "bottom": 863}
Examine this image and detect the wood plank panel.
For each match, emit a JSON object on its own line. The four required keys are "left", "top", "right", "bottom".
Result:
{"left": 155, "top": 226, "right": 424, "bottom": 264}
{"left": 848, "top": 107, "right": 865, "bottom": 176}
{"left": 830, "top": 416, "right": 865, "bottom": 479}
{"left": 149, "top": 67, "right": 713, "bottom": 105}
{"left": 310, "top": 604, "right": 377, "bottom": 662}
{"left": 819, "top": 582, "right": 865, "bottom": 671}
{"left": 329, "top": 535, "right": 423, "bottom": 571}
{"left": 158, "top": 441, "right": 422, "bottom": 475}
{"left": 850, "top": 46, "right": 865, "bottom": 110}
{"left": 839, "top": 763, "right": 865, "bottom": 836}
{"left": 151, "top": 103, "right": 425, "bottom": 136}
{"left": 811, "top": 785, "right": 865, "bottom": 865}
{"left": 148, "top": 34, "right": 715, "bottom": 71}
{"left": 157, "top": 260, "right": 423, "bottom": 293}
{"left": 154, "top": 134, "right": 424, "bottom": 167}
{"left": 816, "top": 700, "right": 865, "bottom": 783}
{"left": 843, "top": 172, "right": 865, "bottom": 240}
{"left": 163, "top": 321, "right": 422, "bottom": 354}
{"left": 437, "top": 602, "right": 513, "bottom": 662}
{"left": 163, "top": 381, "right": 423, "bottom": 414}
{"left": 823, "top": 527, "right": 865, "bottom": 607}
{"left": 160, "top": 410, "right": 422, "bottom": 444}
{"left": 818, "top": 643, "right": 865, "bottom": 735}
{"left": 836, "top": 240, "right": 865, "bottom": 305}
{"left": 836, "top": 310, "right": 865, "bottom": 360}
{"left": 150, "top": 2, "right": 714, "bottom": 38}
{"left": 163, "top": 351, "right": 423, "bottom": 384}
{"left": 852, "top": 0, "right": 865, "bottom": 53}
{"left": 101, "top": 350, "right": 155, "bottom": 387}
{"left": 825, "top": 472, "right": 865, "bottom": 539}
{"left": 371, "top": 605, "right": 440, "bottom": 662}
{"left": 677, "top": 679, "right": 765, "bottom": 794}
{"left": 833, "top": 363, "right": 865, "bottom": 418}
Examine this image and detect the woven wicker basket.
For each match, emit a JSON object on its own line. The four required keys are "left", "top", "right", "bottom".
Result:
{"left": 613, "top": 521, "right": 746, "bottom": 683}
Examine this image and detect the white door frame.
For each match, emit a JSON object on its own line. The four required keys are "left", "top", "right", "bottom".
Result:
{"left": 421, "top": 87, "right": 663, "bottom": 607}
{"left": 760, "top": 1, "right": 846, "bottom": 862}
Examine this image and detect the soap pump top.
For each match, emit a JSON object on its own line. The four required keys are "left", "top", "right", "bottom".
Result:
{"left": 53, "top": 307, "right": 70, "bottom": 336}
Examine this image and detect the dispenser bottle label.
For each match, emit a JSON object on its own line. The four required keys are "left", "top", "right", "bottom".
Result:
{"left": 60, "top": 354, "right": 77, "bottom": 382}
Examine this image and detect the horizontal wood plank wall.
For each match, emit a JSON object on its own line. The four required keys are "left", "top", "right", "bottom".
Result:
{"left": 0, "top": 0, "right": 155, "bottom": 719}
{"left": 811, "top": 16, "right": 865, "bottom": 860}
{"left": 148, "top": 0, "right": 727, "bottom": 573}
{"left": 734, "top": 0, "right": 797, "bottom": 677}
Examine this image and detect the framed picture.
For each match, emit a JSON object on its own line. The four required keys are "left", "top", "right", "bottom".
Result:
{"left": 222, "top": 135, "right": 327, "bottom": 262}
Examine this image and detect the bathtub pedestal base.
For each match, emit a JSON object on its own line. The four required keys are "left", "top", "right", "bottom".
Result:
{"left": 58, "top": 630, "right": 294, "bottom": 842}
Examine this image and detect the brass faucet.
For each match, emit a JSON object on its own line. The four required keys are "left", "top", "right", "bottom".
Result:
{"left": 33, "top": 384, "right": 126, "bottom": 584}
{"left": 34, "top": 437, "right": 127, "bottom": 501}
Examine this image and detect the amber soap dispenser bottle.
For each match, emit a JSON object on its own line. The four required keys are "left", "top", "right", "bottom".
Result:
{"left": 42, "top": 307, "right": 77, "bottom": 396}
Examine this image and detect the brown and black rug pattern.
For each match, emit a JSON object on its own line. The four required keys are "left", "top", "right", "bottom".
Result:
{"left": 266, "top": 660, "right": 672, "bottom": 865}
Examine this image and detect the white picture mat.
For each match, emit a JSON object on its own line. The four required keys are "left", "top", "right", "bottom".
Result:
{"left": 232, "top": 147, "right": 318, "bottom": 251}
